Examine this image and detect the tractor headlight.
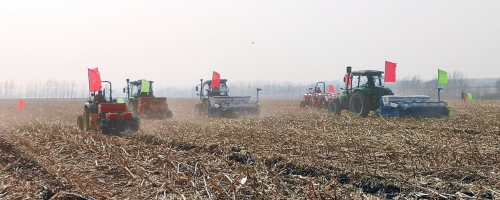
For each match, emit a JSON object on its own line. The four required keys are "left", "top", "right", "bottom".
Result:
{"left": 214, "top": 104, "right": 220, "bottom": 108}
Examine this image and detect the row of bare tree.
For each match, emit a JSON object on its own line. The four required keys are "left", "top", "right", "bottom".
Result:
{"left": 1, "top": 73, "right": 499, "bottom": 100}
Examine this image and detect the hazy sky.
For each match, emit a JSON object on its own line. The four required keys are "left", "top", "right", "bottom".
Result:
{"left": 1, "top": 0, "right": 499, "bottom": 88}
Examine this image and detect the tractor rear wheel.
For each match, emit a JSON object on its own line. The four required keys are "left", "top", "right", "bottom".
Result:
{"left": 300, "top": 101, "right": 306, "bottom": 108}
{"left": 213, "top": 109, "right": 222, "bottom": 118}
{"left": 165, "top": 109, "right": 173, "bottom": 118}
{"left": 350, "top": 92, "right": 370, "bottom": 118}
{"left": 328, "top": 98, "right": 342, "bottom": 115}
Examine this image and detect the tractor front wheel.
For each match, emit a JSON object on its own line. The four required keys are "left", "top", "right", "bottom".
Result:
{"left": 77, "top": 116, "right": 83, "bottom": 130}
{"left": 328, "top": 98, "right": 342, "bottom": 115}
{"left": 300, "top": 101, "right": 306, "bottom": 108}
{"left": 350, "top": 92, "right": 370, "bottom": 118}
{"left": 83, "top": 108, "right": 90, "bottom": 131}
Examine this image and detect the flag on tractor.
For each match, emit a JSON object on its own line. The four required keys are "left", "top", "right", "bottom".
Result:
{"left": 212, "top": 71, "right": 221, "bottom": 89}
{"left": 385, "top": 61, "right": 397, "bottom": 82}
{"left": 141, "top": 79, "right": 150, "bottom": 93}
{"left": 88, "top": 68, "right": 102, "bottom": 92}
{"left": 438, "top": 69, "right": 448, "bottom": 85}
{"left": 329, "top": 85, "right": 334, "bottom": 93}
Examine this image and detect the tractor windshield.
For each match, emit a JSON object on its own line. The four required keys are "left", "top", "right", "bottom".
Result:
{"left": 358, "top": 75, "right": 382, "bottom": 88}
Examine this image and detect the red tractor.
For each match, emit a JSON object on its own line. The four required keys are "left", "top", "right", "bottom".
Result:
{"left": 123, "top": 79, "right": 173, "bottom": 119}
{"left": 77, "top": 81, "right": 139, "bottom": 135}
{"left": 300, "top": 82, "right": 340, "bottom": 109}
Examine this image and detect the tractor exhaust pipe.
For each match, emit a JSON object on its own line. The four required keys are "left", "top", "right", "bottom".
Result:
{"left": 346, "top": 66, "right": 352, "bottom": 96}
{"left": 125, "top": 79, "right": 130, "bottom": 100}
{"left": 199, "top": 79, "right": 203, "bottom": 100}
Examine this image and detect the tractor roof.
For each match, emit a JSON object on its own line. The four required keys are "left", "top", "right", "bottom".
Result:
{"left": 204, "top": 79, "right": 227, "bottom": 85}
{"left": 129, "top": 80, "right": 154, "bottom": 85}
{"left": 351, "top": 70, "right": 384, "bottom": 76}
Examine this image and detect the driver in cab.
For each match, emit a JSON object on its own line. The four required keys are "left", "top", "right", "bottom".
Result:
{"left": 94, "top": 90, "right": 106, "bottom": 103}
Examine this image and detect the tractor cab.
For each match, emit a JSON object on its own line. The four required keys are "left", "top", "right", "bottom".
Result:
{"left": 124, "top": 79, "right": 155, "bottom": 100}
{"left": 123, "top": 79, "right": 173, "bottom": 119}
{"left": 349, "top": 70, "right": 384, "bottom": 89}
{"left": 196, "top": 79, "right": 229, "bottom": 99}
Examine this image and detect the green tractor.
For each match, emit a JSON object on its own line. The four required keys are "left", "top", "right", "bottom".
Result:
{"left": 328, "top": 66, "right": 394, "bottom": 118}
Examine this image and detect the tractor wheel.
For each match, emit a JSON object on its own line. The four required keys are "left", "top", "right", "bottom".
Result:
{"left": 213, "top": 109, "right": 222, "bottom": 118}
{"left": 328, "top": 98, "right": 342, "bottom": 116}
{"left": 77, "top": 116, "right": 83, "bottom": 130}
{"left": 322, "top": 100, "right": 328, "bottom": 109}
{"left": 99, "top": 119, "right": 109, "bottom": 135}
{"left": 300, "top": 101, "right": 306, "bottom": 108}
{"left": 350, "top": 92, "right": 370, "bottom": 118}
{"left": 83, "top": 108, "right": 90, "bottom": 131}
{"left": 165, "top": 109, "right": 173, "bottom": 118}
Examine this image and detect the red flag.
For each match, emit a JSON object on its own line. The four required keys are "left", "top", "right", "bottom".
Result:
{"left": 17, "top": 99, "right": 25, "bottom": 110}
{"left": 88, "top": 68, "right": 102, "bottom": 92}
{"left": 344, "top": 74, "right": 353, "bottom": 86}
{"left": 385, "top": 61, "right": 397, "bottom": 82}
{"left": 212, "top": 71, "right": 220, "bottom": 89}
{"left": 329, "top": 85, "right": 334, "bottom": 93}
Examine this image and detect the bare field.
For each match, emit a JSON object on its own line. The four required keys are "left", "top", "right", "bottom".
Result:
{"left": 0, "top": 98, "right": 499, "bottom": 199}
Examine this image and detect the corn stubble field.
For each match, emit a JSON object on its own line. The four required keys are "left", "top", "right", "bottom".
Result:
{"left": 0, "top": 98, "right": 499, "bottom": 199}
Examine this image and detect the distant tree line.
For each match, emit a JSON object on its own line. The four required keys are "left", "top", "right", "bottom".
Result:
{"left": 1, "top": 72, "right": 499, "bottom": 100}
{"left": 388, "top": 70, "right": 500, "bottom": 100}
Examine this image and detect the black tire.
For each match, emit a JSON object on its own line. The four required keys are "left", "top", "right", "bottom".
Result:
{"left": 328, "top": 98, "right": 342, "bottom": 116}
{"left": 165, "top": 109, "right": 173, "bottom": 118}
{"left": 77, "top": 116, "right": 83, "bottom": 130}
{"left": 350, "top": 92, "right": 370, "bottom": 118}
{"left": 300, "top": 101, "right": 306, "bottom": 108}
{"left": 83, "top": 108, "right": 90, "bottom": 131}
{"left": 213, "top": 109, "right": 221, "bottom": 118}
{"left": 322, "top": 100, "right": 328, "bottom": 109}
{"left": 99, "top": 119, "right": 108, "bottom": 134}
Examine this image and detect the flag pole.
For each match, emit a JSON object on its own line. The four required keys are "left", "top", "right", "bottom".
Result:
{"left": 437, "top": 68, "right": 441, "bottom": 102}
{"left": 87, "top": 68, "right": 91, "bottom": 98}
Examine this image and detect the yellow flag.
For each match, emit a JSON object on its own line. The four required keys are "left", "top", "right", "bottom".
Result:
{"left": 141, "top": 79, "right": 150, "bottom": 93}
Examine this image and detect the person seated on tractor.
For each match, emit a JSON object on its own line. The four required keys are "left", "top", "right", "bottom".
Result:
{"left": 94, "top": 90, "right": 106, "bottom": 103}
{"left": 367, "top": 76, "right": 376, "bottom": 88}
{"left": 315, "top": 87, "right": 322, "bottom": 93}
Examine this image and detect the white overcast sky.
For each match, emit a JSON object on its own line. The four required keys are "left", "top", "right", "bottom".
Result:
{"left": 1, "top": 0, "right": 499, "bottom": 88}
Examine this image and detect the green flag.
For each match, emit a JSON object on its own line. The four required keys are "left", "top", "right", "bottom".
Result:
{"left": 468, "top": 93, "right": 473, "bottom": 100}
{"left": 438, "top": 69, "right": 448, "bottom": 85}
{"left": 141, "top": 79, "right": 150, "bottom": 93}
{"left": 117, "top": 98, "right": 125, "bottom": 103}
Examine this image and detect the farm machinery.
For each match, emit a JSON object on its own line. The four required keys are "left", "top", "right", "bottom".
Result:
{"left": 77, "top": 81, "right": 139, "bottom": 134}
{"left": 300, "top": 82, "right": 340, "bottom": 109}
{"left": 123, "top": 79, "right": 173, "bottom": 119}
{"left": 328, "top": 66, "right": 450, "bottom": 118}
{"left": 195, "top": 78, "right": 261, "bottom": 118}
